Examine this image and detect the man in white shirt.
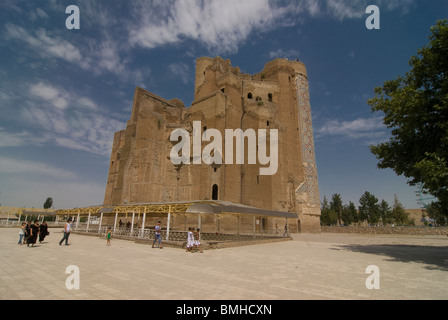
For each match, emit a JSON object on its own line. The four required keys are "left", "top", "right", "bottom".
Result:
{"left": 59, "top": 218, "right": 72, "bottom": 246}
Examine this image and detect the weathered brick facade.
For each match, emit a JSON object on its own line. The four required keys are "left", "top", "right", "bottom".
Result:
{"left": 104, "top": 57, "right": 321, "bottom": 233}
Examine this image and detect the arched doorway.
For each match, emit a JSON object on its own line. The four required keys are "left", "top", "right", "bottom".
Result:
{"left": 212, "top": 184, "right": 218, "bottom": 200}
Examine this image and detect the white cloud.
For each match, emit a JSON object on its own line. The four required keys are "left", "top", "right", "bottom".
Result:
{"left": 0, "top": 127, "right": 48, "bottom": 148}
{"left": 4, "top": 24, "right": 86, "bottom": 68}
{"left": 269, "top": 49, "right": 301, "bottom": 60}
{"left": 30, "top": 82, "right": 69, "bottom": 110}
{"left": 21, "top": 81, "right": 125, "bottom": 156}
{"left": 326, "top": 0, "right": 365, "bottom": 20}
{"left": 323, "top": 0, "right": 416, "bottom": 20}
{"left": 317, "top": 116, "right": 386, "bottom": 141}
{"left": 126, "top": 0, "right": 416, "bottom": 53}
{"left": 3, "top": 22, "right": 143, "bottom": 82}
{"left": 0, "top": 156, "right": 77, "bottom": 179}
{"left": 128, "top": 0, "right": 286, "bottom": 53}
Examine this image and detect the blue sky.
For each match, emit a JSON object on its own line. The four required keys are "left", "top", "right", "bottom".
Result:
{"left": 0, "top": 0, "right": 446, "bottom": 210}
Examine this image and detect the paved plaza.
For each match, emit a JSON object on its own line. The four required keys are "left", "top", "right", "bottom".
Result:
{"left": 0, "top": 227, "right": 447, "bottom": 300}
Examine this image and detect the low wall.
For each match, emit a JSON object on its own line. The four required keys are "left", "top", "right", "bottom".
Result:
{"left": 71, "top": 230, "right": 292, "bottom": 249}
{"left": 321, "top": 225, "right": 448, "bottom": 235}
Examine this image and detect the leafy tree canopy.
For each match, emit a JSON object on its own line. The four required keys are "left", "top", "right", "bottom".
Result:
{"left": 368, "top": 20, "right": 448, "bottom": 212}
{"left": 43, "top": 197, "right": 53, "bottom": 209}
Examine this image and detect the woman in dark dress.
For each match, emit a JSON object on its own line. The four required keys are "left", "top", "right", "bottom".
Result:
{"left": 27, "top": 220, "right": 39, "bottom": 247}
{"left": 39, "top": 221, "right": 49, "bottom": 243}
{"left": 24, "top": 222, "right": 31, "bottom": 244}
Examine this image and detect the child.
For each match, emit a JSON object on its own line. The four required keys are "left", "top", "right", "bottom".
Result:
{"left": 18, "top": 222, "right": 26, "bottom": 245}
{"left": 106, "top": 227, "right": 112, "bottom": 246}
{"left": 195, "top": 228, "right": 203, "bottom": 253}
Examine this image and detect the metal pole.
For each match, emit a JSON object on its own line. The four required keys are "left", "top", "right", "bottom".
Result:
{"left": 237, "top": 215, "right": 240, "bottom": 235}
{"left": 253, "top": 216, "right": 256, "bottom": 237}
{"left": 114, "top": 209, "right": 118, "bottom": 233}
{"left": 166, "top": 206, "right": 171, "bottom": 241}
{"left": 76, "top": 213, "right": 80, "bottom": 230}
{"left": 86, "top": 211, "right": 91, "bottom": 232}
{"left": 98, "top": 212, "right": 103, "bottom": 233}
{"left": 131, "top": 211, "right": 135, "bottom": 235}
{"left": 140, "top": 208, "right": 146, "bottom": 238}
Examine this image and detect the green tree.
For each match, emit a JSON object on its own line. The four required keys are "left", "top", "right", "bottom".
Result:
{"left": 426, "top": 201, "right": 447, "bottom": 226}
{"left": 391, "top": 195, "right": 409, "bottom": 225}
{"left": 330, "top": 193, "right": 344, "bottom": 226}
{"left": 378, "top": 199, "right": 393, "bottom": 226}
{"left": 43, "top": 197, "right": 53, "bottom": 209}
{"left": 358, "top": 191, "right": 380, "bottom": 225}
{"left": 342, "top": 201, "right": 357, "bottom": 226}
{"left": 368, "top": 20, "right": 448, "bottom": 214}
{"left": 321, "top": 196, "right": 337, "bottom": 226}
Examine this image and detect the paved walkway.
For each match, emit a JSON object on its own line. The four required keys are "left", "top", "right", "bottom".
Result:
{"left": 0, "top": 227, "right": 447, "bottom": 300}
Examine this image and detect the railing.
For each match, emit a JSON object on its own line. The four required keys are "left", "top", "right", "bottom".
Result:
{"left": 1, "top": 220, "right": 290, "bottom": 240}
{"left": 0, "top": 220, "right": 62, "bottom": 227}
{"left": 71, "top": 225, "right": 290, "bottom": 242}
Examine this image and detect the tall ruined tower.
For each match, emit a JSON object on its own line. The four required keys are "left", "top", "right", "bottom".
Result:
{"left": 104, "top": 57, "right": 321, "bottom": 232}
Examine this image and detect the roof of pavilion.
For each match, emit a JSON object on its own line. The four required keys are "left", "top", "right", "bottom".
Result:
{"left": 54, "top": 200, "right": 298, "bottom": 219}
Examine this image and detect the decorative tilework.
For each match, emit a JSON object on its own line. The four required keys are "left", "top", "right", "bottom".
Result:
{"left": 295, "top": 74, "right": 320, "bottom": 210}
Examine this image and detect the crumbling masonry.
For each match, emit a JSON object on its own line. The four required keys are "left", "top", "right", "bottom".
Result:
{"left": 104, "top": 57, "right": 321, "bottom": 233}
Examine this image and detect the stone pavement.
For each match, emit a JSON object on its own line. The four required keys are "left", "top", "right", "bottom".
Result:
{"left": 0, "top": 227, "right": 447, "bottom": 300}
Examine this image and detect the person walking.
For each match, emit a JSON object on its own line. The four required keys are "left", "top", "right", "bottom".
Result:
{"left": 152, "top": 221, "right": 163, "bottom": 249}
{"left": 24, "top": 221, "right": 31, "bottom": 244}
{"left": 27, "top": 220, "right": 39, "bottom": 247}
{"left": 59, "top": 218, "right": 72, "bottom": 246}
{"left": 106, "top": 227, "right": 112, "bottom": 246}
{"left": 194, "top": 228, "right": 203, "bottom": 253}
{"left": 39, "top": 221, "right": 49, "bottom": 243}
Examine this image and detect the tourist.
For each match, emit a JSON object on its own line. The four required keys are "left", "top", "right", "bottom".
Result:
{"left": 106, "top": 227, "right": 112, "bottom": 246}
{"left": 186, "top": 227, "right": 194, "bottom": 252}
{"left": 194, "top": 228, "right": 203, "bottom": 253}
{"left": 27, "top": 220, "right": 39, "bottom": 247}
{"left": 152, "top": 221, "right": 163, "bottom": 249}
{"left": 24, "top": 221, "right": 31, "bottom": 244}
{"left": 59, "top": 218, "right": 72, "bottom": 246}
{"left": 283, "top": 223, "right": 288, "bottom": 237}
{"left": 18, "top": 222, "right": 26, "bottom": 245}
{"left": 39, "top": 221, "right": 49, "bottom": 243}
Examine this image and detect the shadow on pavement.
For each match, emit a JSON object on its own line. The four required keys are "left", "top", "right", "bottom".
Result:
{"left": 336, "top": 244, "right": 448, "bottom": 271}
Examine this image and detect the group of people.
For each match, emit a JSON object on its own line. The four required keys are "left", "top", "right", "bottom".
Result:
{"left": 18, "top": 220, "right": 49, "bottom": 247}
{"left": 18, "top": 218, "right": 205, "bottom": 252}
{"left": 17, "top": 218, "right": 72, "bottom": 247}
{"left": 149, "top": 221, "right": 204, "bottom": 253}
{"left": 186, "top": 227, "right": 203, "bottom": 253}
